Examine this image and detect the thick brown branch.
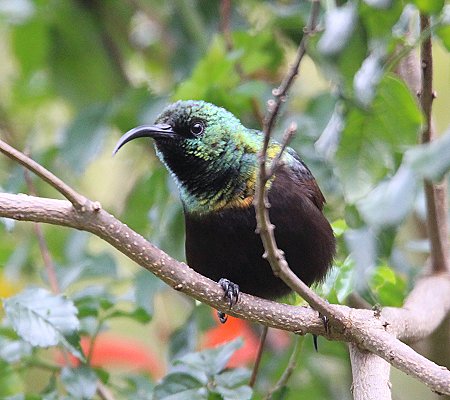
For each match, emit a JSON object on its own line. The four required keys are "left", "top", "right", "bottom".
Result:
{"left": 1, "top": 192, "right": 449, "bottom": 394}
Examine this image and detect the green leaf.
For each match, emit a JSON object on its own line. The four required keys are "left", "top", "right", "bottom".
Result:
{"left": 169, "top": 312, "right": 198, "bottom": 361}
{"left": 359, "top": 0, "right": 404, "bottom": 39}
{"left": 0, "top": 337, "right": 32, "bottom": 363}
{"left": 232, "top": 30, "right": 283, "bottom": 75}
{"left": 321, "top": 256, "right": 355, "bottom": 303}
{"left": 335, "top": 75, "right": 421, "bottom": 201}
{"left": 269, "top": 386, "right": 290, "bottom": 400}
{"left": 175, "top": 338, "right": 243, "bottom": 377}
{"left": 172, "top": 35, "right": 258, "bottom": 117}
{"left": 344, "top": 228, "right": 377, "bottom": 291}
{"left": 48, "top": 1, "right": 126, "bottom": 106}
{"left": 120, "top": 375, "right": 154, "bottom": 400}
{"left": 214, "top": 368, "right": 251, "bottom": 388}
{"left": 110, "top": 87, "right": 157, "bottom": 132}
{"left": 61, "top": 366, "right": 97, "bottom": 400}
{"left": 411, "top": 0, "right": 445, "bottom": 14}
{"left": 357, "top": 165, "right": 417, "bottom": 227}
{"left": 174, "top": 36, "right": 239, "bottom": 101}
{"left": 12, "top": 11, "right": 49, "bottom": 79}
{"left": 153, "top": 373, "right": 206, "bottom": 400}
{"left": 57, "top": 253, "right": 117, "bottom": 290}
{"left": 436, "top": 7, "right": 450, "bottom": 51}
{"left": 405, "top": 128, "right": 450, "bottom": 181}
{"left": 318, "top": 3, "right": 358, "bottom": 56}
{"left": 0, "top": 0, "right": 34, "bottom": 24}
{"left": 74, "top": 286, "right": 114, "bottom": 319}
{"left": 122, "top": 170, "right": 162, "bottom": 233}
{"left": 334, "top": 258, "right": 356, "bottom": 303}
{"left": 0, "top": 362, "right": 24, "bottom": 398}
{"left": 3, "top": 288, "right": 81, "bottom": 357}
{"left": 213, "top": 383, "right": 252, "bottom": 400}
{"left": 353, "top": 50, "right": 384, "bottom": 107}
{"left": 315, "top": 102, "right": 345, "bottom": 159}
{"left": 59, "top": 104, "right": 111, "bottom": 174}
{"left": 107, "top": 307, "right": 152, "bottom": 324}
{"left": 370, "top": 265, "right": 407, "bottom": 306}
{"left": 134, "top": 269, "right": 164, "bottom": 316}
{"left": 331, "top": 219, "right": 348, "bottom": 238}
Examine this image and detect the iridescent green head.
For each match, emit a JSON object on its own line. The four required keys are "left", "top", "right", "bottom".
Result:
{"left": 114, "top": 100, "right": 280, "bottom": 214}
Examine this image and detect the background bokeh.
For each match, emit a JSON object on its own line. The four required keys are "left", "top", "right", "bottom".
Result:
{"left": 0, "top": 0, "right": 449, "bottom": 399}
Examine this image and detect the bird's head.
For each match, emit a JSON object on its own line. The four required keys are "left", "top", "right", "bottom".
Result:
{"left": 114, "top": 100, "right": 264, "bottom": 213}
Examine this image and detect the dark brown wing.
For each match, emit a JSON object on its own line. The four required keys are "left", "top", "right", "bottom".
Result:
{"left": 285, "top": 148, "right": 326, "bottom": 210}
{"left": 184, "top": 166, "right": 335, "bottom": 300}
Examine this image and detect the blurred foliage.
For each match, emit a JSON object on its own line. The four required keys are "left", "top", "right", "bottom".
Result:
{"left": 0, "top": 0, "right": 449, "bottom": 399}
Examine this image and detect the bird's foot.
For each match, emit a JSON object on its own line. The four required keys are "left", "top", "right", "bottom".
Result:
{"left": 217, "top": 278, "right": 240, "bottom": 324}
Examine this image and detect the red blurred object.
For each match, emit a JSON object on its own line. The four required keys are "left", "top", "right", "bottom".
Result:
{"left": 55, "top": 316, "right": 290, "bottom": 375}
{"left": 203, "top": 313, "right": 291, "bottom": 367}
{"left": 55, "top": 334, "right": 164, "bottom": 378}
{"left": 203, "top": 314, "right": 262, "bottom": 367}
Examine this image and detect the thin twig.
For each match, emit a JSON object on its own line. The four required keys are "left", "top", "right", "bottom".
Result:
{"left": 249, "top": 325, "right": 269, "bottom": 387}
{"left": 264, "top": 334, "right": 304, "bottom": 400}
{"left": 220, "top": 0, "right": 233, "bottom": 51}
{"left": 267, "top": 121, "right": 297, "bottom": 177}
{"left": 419, "top": 14, "right": 449, "bottom": 274}
{"left": 0, "top": 138, "right": 88, "bottom": 210}
{"left": 260, "top": 0, "right": 320, "bottom": 158}
{"left": 254, "top": 0, "right": 344, "bottom": 327}
{"left": 97, "top": 380, "right": 116, "bottom": 400}
{"left": 23, "top": 168, "right": 60, "bottom": 294}
{"left": 386, "top": 20, "right": 434, "bottom": 75}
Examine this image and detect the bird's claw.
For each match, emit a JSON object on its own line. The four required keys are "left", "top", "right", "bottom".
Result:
{"left": 219, "top": 278, "right": 240, "bottom": 308}
{"left": 217, "top": 278, "right": 240, "bottom": 324}
{"left": 313, "top": 311, "right": 329, "bottom": 352}
{"left": 218, "top": 311, "right": 228, "bottom": 323}
{"left": 320, "top": 312, "right": 329, "bottom": 334}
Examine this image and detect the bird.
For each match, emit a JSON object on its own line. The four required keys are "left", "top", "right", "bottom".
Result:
{"left": 114, "top": 100, "right": 335, "bottom": 313}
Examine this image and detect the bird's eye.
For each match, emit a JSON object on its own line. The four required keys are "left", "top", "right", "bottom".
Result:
{"left": 190, "top": 121, "right": 205, "bottom": 136}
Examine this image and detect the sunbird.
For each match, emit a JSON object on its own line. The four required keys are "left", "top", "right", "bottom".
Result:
{"left": 114, "top": 100, "right": 335, "bottom": 312}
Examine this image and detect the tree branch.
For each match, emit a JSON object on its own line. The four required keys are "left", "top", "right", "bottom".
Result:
{"left": 419, "top": 14, "right": 449, "bottom": 274}
{"left": 254, "top": 0, "right": 342, "bottom": 329}
{"left": 1, "top": 191, "right": 449, "bottom": 394}
{"left": 0, "top": 138, "right": 89, "bottom": 210}
{"left": 23, "top": 168, "right": 60, "bottom": 294}
{"left": 349, "top": 344, "right": 391, "bottom": 400}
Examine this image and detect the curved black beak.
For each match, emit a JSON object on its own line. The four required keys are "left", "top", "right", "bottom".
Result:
{"left": 113, "top": 124, "right": 176, "bottom": 155}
